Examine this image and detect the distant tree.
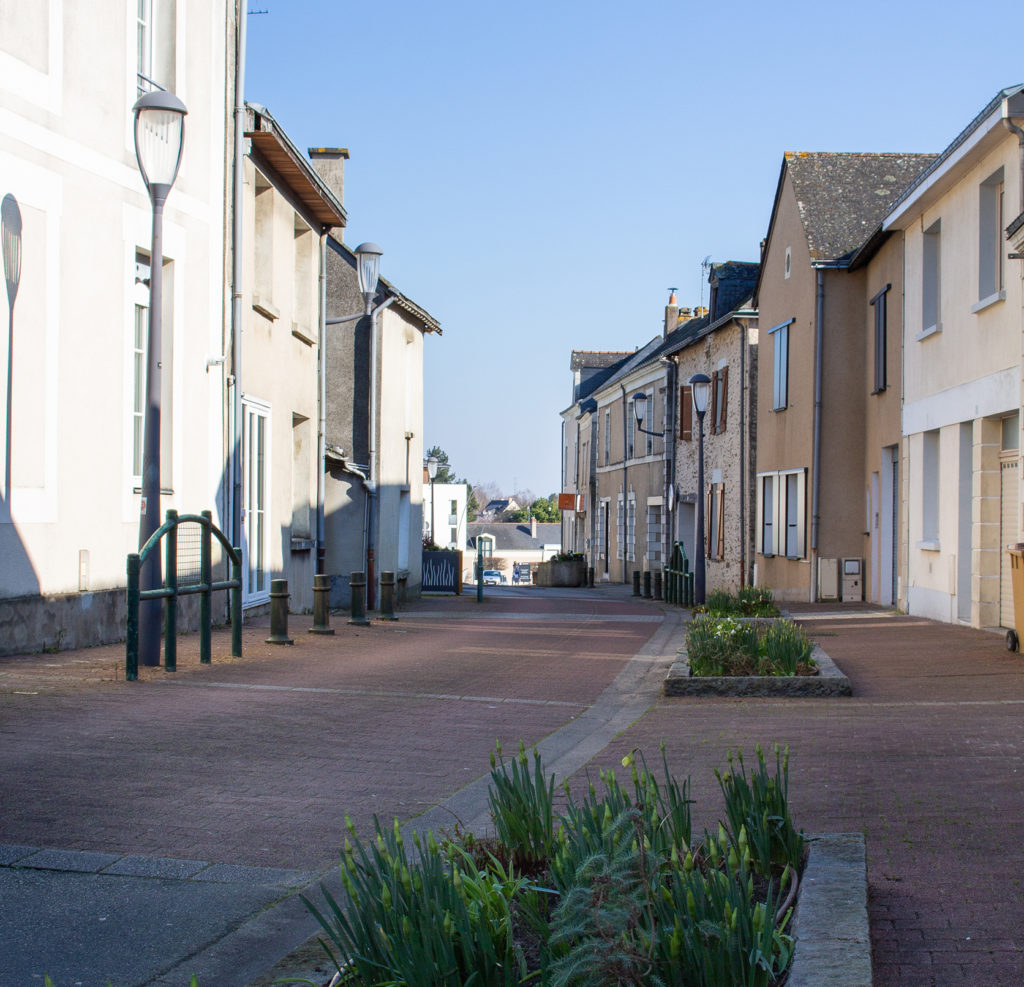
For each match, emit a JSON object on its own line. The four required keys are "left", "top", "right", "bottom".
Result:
{"left": 507, "top": 495, "right": 559, "bottom": 524}
{"left": 426, "top": 445, "right": 479, "bottom": 520}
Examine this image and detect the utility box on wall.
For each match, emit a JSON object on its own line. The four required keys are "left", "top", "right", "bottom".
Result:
{"left": 818, "top": 558, "right": 839, "bottom": 601}
{"left": 841, "top": 558, "right": 863, "bottom": 601}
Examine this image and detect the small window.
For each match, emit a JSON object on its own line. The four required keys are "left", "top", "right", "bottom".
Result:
{"left": 769, "top": 319, "right": 793, "bottom": 411}
{"left": 616, "top": 496, "right": 624, "bottom": 560}
{"left": 978, "top": 169, "right": 1004, "bottom": 303}
{"left": 646, "top": 503, "right": 663, "bottom": 564}
{"left": 756, "top": 469, "right": 806, "bottom": 558}
{"left": 922, "top": 219, "right": 941, "bottom": 334}
{"left": 680, "top": 384, "right": 693, "bottom": 441}
{"left": 645, "top": 390, "right": 654, "bottom": 456}
{"left": 626, "top": 496, "right": 636, "bottom": 562}
{"left": 604, "top": 410, "right": 611, "bottom": 464}
{"left": 871, "top": 284, "right": 890, "bottom": 393}
{"left": 706, "top": 484, "right": 725, "bottom": 560}
{"left": 711, "top": 367, "right": 728, "bottom": 434}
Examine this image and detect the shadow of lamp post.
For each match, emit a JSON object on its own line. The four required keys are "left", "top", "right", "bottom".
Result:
{"left": 2, "top": 194, "right": 22, "bottom": 511}
{"left": 688, "top": 373, "right": 711, "bottom": 605}
{"left": 133, "top": 89, "right": 187, "bottom": 668}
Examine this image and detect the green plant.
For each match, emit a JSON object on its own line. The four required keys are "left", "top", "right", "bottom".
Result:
{"left": 306, "top": 815, "right": 529, "bottom": 986}
{"left": 686, "top": 614, "right": 760, "bottom": 676}
{"left": 716, "top": 744, "right": 804, "bottom": 876}
{"left": 488, "top": 741, "right": 559, "bottom": 872}
{"left": 760, "top": 619, "right": 814, "bottom": 675}
{"left": 737, "top": 585, "right": 780, "bottom": 617}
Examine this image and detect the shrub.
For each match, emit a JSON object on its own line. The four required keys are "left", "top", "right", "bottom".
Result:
{"left": 687, "top": 615, "right": 816, "bottom": 677}
{"left": 761, "top": 619, "right": 814, "bottom": 675}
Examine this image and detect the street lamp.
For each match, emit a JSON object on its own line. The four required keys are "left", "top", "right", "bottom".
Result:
{"left": 689, "top": 373, "right": 711, "bottom": 605}
{"left": 133, "top": 89, "right": 187, "bottom": 667}
{"left": 2, "top": 194, "right": 22, "bottom": 511}
{"left": 355, "top": 242, "right": 383, "bottom": 314}
{"left": 631, "top": 390, "right": 664, "bottom": 437}
{"left": 426, "top": 454, "right": 438, "bottom": 543}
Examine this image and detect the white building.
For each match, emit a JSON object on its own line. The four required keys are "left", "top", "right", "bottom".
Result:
{"left": 424, "top": 481, "right": 468, "bottom": 551}
{"left": 0, "top": 1, "right": 232, "bottom": 653}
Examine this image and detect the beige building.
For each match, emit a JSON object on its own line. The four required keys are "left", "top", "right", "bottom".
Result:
{"left": 0, "top": 1, "right": 233, "bottom": 653}
{"left": 754, "top": 152, "right": 934, "bottom": 603}
{"left": 883, "top": 85, "right": 1024, "bottom": 629}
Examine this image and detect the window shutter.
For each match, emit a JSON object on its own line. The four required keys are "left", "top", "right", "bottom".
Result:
{"left": 706, "top": 484, "right": 713, "bottom": 558}
{"left": 716, "top": 485, "right": 725, "bottom": 559}
{"left": 709, "top": 371, "right": 718, "bottom": 434}
{"left": 719, "top": 366, "right": 728, "bottom": 432}
{"left": 681, "top": 385, "right": 692, "bottom": 441}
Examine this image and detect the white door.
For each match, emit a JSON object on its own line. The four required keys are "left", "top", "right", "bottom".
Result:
{"left": 242, "top": 398, "right": 271, "bottom": 606}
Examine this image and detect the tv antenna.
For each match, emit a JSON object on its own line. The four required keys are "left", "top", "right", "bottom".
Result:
{"left": 699, "top": 256, "right": 711, "bottom": 313}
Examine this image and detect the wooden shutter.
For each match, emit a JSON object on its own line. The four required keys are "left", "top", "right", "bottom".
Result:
{"left": 706, "top": 484, "right": 713, "bottom": 558}
{"left": 681, "top": 385, "right": 692, "bottom": 441}
{"left": 710, "top": 371, "right": 719, "bottom": 434}
{"left": 716, "top": 484, "right": 725, "bottom": 559}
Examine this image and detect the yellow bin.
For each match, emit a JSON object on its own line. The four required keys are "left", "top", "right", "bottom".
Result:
{"left": 1007, "top": 546, "right": 1024, "bottom": 651}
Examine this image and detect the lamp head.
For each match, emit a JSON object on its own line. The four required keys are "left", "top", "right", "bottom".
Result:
{"left": 2, "top": 193, "right": 22, "bottom": 307}
{"left": 132, "top": 90, "right": 187, "bottom": 201}
{"left": 354, "top": 242, "right": 383, "bottom": 312}
{"left": 689, "top": 373, "right": 711, "bottom": 417}
{"left": 631, "top": 391, "right": 647, "bottom": 426}
{"left": 426, "top": 455, "right": 438, "bottom": 480}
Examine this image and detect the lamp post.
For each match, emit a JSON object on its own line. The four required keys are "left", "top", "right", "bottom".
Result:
{"left": 426, "top": 454, "right": 438, "bottom": 543}
{"left": 133, "top": 89, "right": 187, "bottom": 667}
{"left": 2, "top": 194, "right": 22, "bottom": 512}
{"left": 689, "top": 373, "right": 711, "bottom": 605}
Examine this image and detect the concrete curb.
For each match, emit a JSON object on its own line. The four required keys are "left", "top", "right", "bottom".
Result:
{"left": 788, "top": 833, "right": 872, "bottom": 986}
{"left": 664, "top": 642, "right": 852, "bottom": 696}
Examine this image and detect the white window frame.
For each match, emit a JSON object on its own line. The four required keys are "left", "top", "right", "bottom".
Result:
{"left": 921, "top": 219, "right": 941, "bottom": 337}
{"left": 975, "top": 169, "right": 1005, "bottom": 310}
{"left": 604, "top": 410, "right": 610, "bottom": 464}
{"left": 756, "top": 468, "right": 806, "bottom": 559}
{"left": 242, "top": 396, "right": 272, "bottom": 606}
{"left": 646, "top": 502, "right": 662, "bottom": 564}
{"left": 769, "top": 319, "right": 793, "bottom": 411}
{"left": 616, "top": 495, "right": 624, "bottom": 560}
{"left": 644, "top": 389, "right": 655, "bottom": 456}
{"left": 626, "top": 494, "right": 636, "bottom": 562}
{"left": 131, "top": 258, "right": 150, "bottom": 484}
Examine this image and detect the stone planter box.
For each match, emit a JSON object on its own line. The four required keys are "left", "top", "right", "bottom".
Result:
{"left": 664, "top": 642, "right": 851, "bottom": 697}
{"left": 534, "top": 559, "right": 586, "bottom": 587}
{"left": 788, "top": 833, "right": 871, "bottom": 985}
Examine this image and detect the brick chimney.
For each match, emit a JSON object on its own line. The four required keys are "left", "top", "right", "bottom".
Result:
{"left": 308, "top": 147, "right": 349, "bottom": 206}
{"left": 664, "top": 289, "right": 679, "bottom": 337}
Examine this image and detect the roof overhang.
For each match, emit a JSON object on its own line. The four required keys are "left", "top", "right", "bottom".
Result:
{"left": 884, "top": 87, "right": 1024, "bottom": 230}
{"left": 246, "top": 104, "right": 347, "bottom": 229}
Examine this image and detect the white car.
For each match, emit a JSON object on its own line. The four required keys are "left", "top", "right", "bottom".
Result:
{"left": 482, "top": 569, "right": 504, "bottom": 585}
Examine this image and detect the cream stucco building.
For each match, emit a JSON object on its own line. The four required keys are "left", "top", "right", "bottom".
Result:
{"left": 884, "top": 85, "right": 1024, "bottom": 629}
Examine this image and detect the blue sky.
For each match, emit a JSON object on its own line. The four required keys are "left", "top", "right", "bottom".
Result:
{"left": 246, "top": 0, "right": 1021, "bottom": 498}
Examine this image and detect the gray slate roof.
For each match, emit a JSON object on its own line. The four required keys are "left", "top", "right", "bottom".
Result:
{"left": 468, "top": 522, "right": 562, "bottom": 551}
{"left": 785, "top": 152, "right": 937, "bottom": 262}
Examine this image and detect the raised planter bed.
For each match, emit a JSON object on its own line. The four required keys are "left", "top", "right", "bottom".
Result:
{"left": 664, "top": 642, "right": 852, "bottom": 697}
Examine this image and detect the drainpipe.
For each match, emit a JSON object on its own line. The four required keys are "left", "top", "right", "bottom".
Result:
{"left": 811, "top": 267, "right": 825, "bottom": 603}
{"left": 661, "top": 356, "right": 677, "bottom": 569}
{"left": 229, "top": 0, "right": 247, "bottom": 564}
{"left": 316, "top": 233, "right": 327, "bottom": 575}
{"left": 738, "top": 318, "right": 747, "bottom": 587}
{"left": 620, "top": 383, "right": 629, "bottom": 583}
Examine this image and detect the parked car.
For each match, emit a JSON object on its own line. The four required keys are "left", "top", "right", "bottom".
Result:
{"left": 482, "top": 569, "right": 504, "bottom": 585}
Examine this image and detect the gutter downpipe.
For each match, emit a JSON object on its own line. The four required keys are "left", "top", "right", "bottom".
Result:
{"left": 663, "top": 356, "right": 677, "bottom": 576}
{"left": 738, "top": 318, "right": 747, "bottom": 587}
{"left": 620, "top": 383, "right": 629, "bottom": 584}
{"left": 811, "top": 267, "right": 825, "bottom": 603}
{"left": 229, "top": 0, "right": 246, "bottom": 574}
{"left": 316, "top": 233, "right": 327, "bottom": 575}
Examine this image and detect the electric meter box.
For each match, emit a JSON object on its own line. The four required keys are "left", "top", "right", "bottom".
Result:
{"left": 841, "top": 558, "right": 863, "bottom": 602}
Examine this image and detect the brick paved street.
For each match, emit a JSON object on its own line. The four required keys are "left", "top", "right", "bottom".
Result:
{"left": 573, "top": 608, "right": 1024, "bottom": 987}
{"left": 4, "top": 592, "right": 1024, "bottom": 985}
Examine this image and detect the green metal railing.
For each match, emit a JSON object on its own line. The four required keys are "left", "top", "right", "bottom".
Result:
{"left": 126, "top": 509, "right": 242, "bottom": 681}
{"left": 663, "top": 541, "right": 695, "bottom": 607}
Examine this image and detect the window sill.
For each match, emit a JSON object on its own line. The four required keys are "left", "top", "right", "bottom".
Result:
{"left": 252, "top": 296, "right": 280, "bottom": 321}
{"left": 291, "top": 323, "right": 316, "bottom": 346}
{"left": 772, "top": 405, "right": 788, "bottom": 413}
{"left": 916, "top": 539, "right": 941, "bottom": 552}
{"left": 915, "top": 322, "right": 941, "bottom": 341}
{"left": 970, "top": 290, "right": 1006, "bottom": 315}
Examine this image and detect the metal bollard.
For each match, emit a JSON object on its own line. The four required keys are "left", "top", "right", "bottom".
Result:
{"left": 379, "top": 571, "right": 399, "bottom": 621}
{"left": 643, "top": 570, "right": 652, "bottom": 599}
{"left": 266, "top": 579, "right": 294, "bottom": 645}
{"left": 632, "top": 570, "right": 641, "bottom": 596}
{"left": 309, "top": 573, "right": 335, "bottom": 635}
{"left": 653, "top": 571, "right": 663, "bottom": 601}
{"left": 348, "top": 571, "right": 370, "bottom": 626}
{"left": 587, "top": 565, "right": 595, "bottom": 588}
